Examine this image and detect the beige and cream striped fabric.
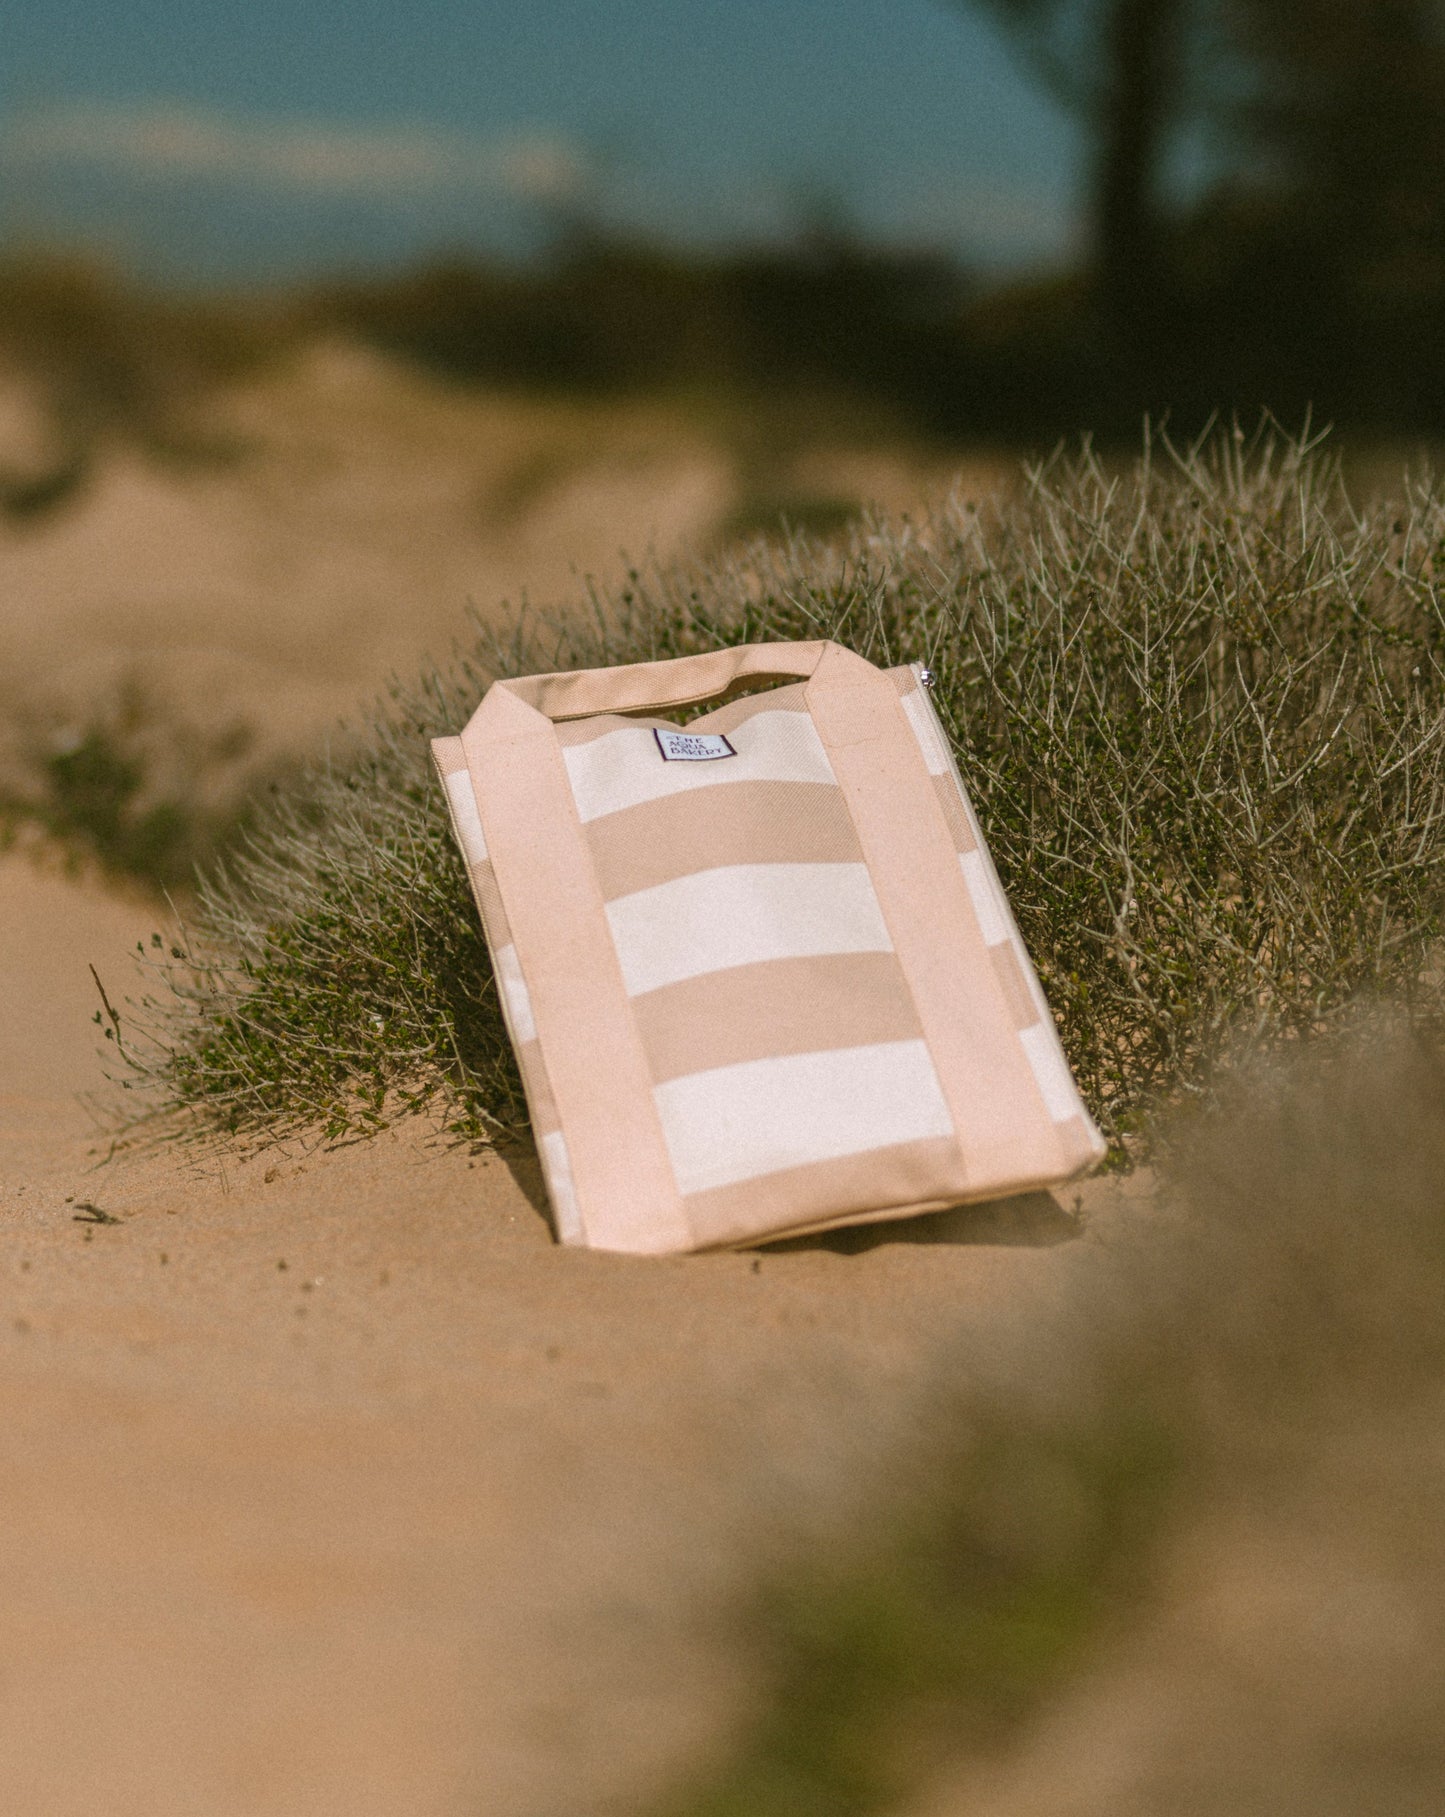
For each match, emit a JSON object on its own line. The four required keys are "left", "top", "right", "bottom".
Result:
{"left": 433, "top": 640, "right": 1104, "bottom": 1254}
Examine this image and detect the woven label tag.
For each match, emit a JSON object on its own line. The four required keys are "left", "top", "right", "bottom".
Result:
{"left": 654, "top": 728, "right": 736, "bottom": 762}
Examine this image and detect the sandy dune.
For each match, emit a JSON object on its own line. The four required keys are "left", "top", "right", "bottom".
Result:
{"left": 0, "top": 852, "right": 1127, "bottom": 1817}
{"left": 0, "top": 351, "right": 1099, "bottom": 1812}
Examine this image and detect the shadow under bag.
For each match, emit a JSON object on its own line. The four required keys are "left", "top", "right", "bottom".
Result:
{"left": 433, "top": 640, "right": 1104, "bottom": 1254}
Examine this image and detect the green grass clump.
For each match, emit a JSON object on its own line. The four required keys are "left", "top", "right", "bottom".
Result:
{"left": 0, "top": 685, "right": 269, "bottom": 892}
{"left": 121, "top": 424, "right": 1445, "bottom": 1147}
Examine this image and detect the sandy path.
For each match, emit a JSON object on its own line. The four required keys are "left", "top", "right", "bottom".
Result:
{"left": 0, "top": 852, "right": 1122, "bottom": 1816}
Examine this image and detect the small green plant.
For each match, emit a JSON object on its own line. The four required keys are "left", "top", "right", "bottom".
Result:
{"left": 0, "top": 686, "right": 269, "bottom": 892}
{"left": 121, "top": 424, "right": 1445, "bottom": 1147}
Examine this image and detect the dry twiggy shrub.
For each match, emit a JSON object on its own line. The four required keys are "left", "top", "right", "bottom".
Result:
{"left": 117, "top": 425, "right": 1445, "bottom": 1147}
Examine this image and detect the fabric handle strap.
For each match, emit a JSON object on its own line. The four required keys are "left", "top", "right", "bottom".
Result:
{"left": 803, "top": 644, "right": 1067, "bottom": 1192}
{"left": 461, "top": 683, "right": 689, "bottom": 1252}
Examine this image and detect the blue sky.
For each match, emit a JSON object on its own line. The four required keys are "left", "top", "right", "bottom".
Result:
{"left": 1, "top": 0, "right": 1082, "bottom": 282}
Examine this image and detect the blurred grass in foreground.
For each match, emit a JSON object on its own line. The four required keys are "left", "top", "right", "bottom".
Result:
{"left": 662, "top": 1012, "right": 1445, "bottom": 1815}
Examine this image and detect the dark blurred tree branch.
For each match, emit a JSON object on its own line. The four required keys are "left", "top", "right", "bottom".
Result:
{"left": 1094, "top": 0, "right": 1183, "bottom": 322}
{"left": 956, "top": 0, "right": 1190, "bottom": 342}
{"left": 1204, "top": 0, "right": 1445, "bottom": 418}
{"left": 953, "top": 0, "right": 1445, "bottom": 421}
{"left": 1222, "top": 0, "right": 1445, "bottom": 259}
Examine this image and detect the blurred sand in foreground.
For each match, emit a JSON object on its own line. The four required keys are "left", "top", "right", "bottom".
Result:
{"left": 0, "top": 851, "right": 1121, "bottom": 1817}
{"left": 0, "top": 350, "right": 1042, "bottom": 1814}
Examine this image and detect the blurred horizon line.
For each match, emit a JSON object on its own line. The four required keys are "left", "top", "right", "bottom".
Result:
{"left": 0, "top": 95, "right": 1079, "bottom": 287}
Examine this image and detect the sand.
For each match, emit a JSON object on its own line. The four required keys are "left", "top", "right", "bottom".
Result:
{"left": 0, "top": 349, "right": 1108, "bottom": 1814}
{"left": 0, "top": 851, "right": 1130, "bottom": 1817}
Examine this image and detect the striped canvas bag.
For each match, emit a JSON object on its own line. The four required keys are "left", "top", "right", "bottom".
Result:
{"left": 432, "top": 640, "right": 1104, "bottom": 1254}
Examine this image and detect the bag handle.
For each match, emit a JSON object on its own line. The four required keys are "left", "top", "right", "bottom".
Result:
{"left": 495, "top": 640, "right": 832, "bottom": 723}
